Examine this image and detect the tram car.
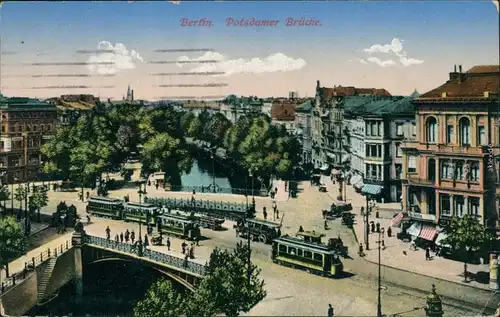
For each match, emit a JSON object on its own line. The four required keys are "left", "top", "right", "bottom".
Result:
{"left": 123, "top": 202, "right": 159, "bottom": 225}
{"left": 86, "top": 196, "right": 124, "bottom": 219}
{"left": 235, "top": 218, "right": 281, "bottom": 244}
{"left": 157, "top": 212, "right": 201, "bottom": 241}
{"left": 271, "top": 233, "right": 344, "bottom": 278}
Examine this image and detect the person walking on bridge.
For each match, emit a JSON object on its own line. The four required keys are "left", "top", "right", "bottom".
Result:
{"left": 120, "top": 232, "right": 124, "bottom": 243}
{"left": 105, "top": 226, "right": 111, "bottom": 240}
{"left": 131, "top": 230, "right": 135, "bottom": 244}
{"left": 166, "top": 237, "right": 171, "bottom": 251}
{"left": 125, "top": 229, "right": 130, "bottom": 243}
{"left": 328, "top": 304, "right": 334, "bottom": 317}
{"left": 182, "top": 241, "right": 187, "bottom": 254}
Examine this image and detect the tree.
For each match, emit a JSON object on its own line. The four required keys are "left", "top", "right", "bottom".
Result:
{"left": 133, "top": 279, "right": 186, "bottom": 317}
{"left": 29, "top": 186, "right": 49, "bottom": 222}
{"left": 0, "top": 185, "right": 10, "bottom": 215}
{"left": 187, "top": 241, "right": 266, "bottom": 317}
{"left": 0, "top": 216, "right": 27, "bottom": 277}
{"left": 442, "top": 215, "right": 495, "bottom": 282}
{"left": 14, "top": 186, "right": 27, "bottom": 213}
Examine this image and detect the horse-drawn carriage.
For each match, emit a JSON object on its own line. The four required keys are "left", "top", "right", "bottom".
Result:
{"left": 327, "top": 237, "right": 349, "bottom": 258}
{"left": 151, "top": 233, "right": 163, "bottom": 246}
{"left": 323, "top": 201, "right": 353, "bottom": 220}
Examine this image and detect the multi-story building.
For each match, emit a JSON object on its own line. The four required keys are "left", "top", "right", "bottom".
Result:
{"left": 311, "top": 81, "right": 391, "bottom": 174}
{"left": 343, "top": 95, "right": 416, "bottom": 202}
{"left": 295, "top": 100, "right": 313, "bottom": 165}
{"left": 271, "top": 101, "right": 297, "bottom": 134}
{"left": 401, "top": 65, "right": 499, "bottom": 235}
{"left": 0, "top": 97, "right": 58, "bottom": 183}
{"left": 220, "top": 95, "right": 264, "bottom": 124}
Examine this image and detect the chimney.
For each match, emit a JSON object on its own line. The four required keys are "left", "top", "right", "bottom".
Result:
{"left": 459, "top": 65, "right": 462, "bottom": 73}
{"left": 454, "top": 65, "right": 457, "bottom": 72}
{"left": 131, "top": 89, "right": 134, "bottom": 101}
{"left": 316, "top": 80, "right": 320, "bottom": 90}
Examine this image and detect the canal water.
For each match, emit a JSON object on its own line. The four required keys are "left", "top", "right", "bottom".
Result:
{"left": 27, "top": 261, "right": 186, "bottom": 316}
{"left": 179, "top": 159, "right": 232, "bottom": 189}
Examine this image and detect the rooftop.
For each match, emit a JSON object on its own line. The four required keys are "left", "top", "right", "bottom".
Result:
{"left": 46, "top": 94, "right": 99, "bottom": 111}
{"left": 317, "top": 81, "right": 392, "bottom": 101}
{"left": 0, "top": 97, "right": 57, "bottom": 111}
{"left": 417, "top": 65, "right": 500, "bottom": 100}
{"left": 295, "top": 100, "right": 313, "bottom": 113}
{"left": 271, "top": 102, "right": 298, "bottom": 121}
{"left": 345, "top": 95, "right": 415, "bottom": 117}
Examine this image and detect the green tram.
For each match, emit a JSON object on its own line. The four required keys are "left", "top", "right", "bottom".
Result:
{"left": 157, "top": 212, "right": 201, "bottom": 241}
{"left": 86, "top": 196, "right": 124, "bottom": 219}
{"left": 271, "top": 233, "right": 344, "bottom": 278}
{"left": 123, "top": 202, "right": 159, "bottom": 225}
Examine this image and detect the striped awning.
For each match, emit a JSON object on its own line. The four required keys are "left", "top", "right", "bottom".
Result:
{"left": 419, "top": 224, "right": 437, "bottom": 241}
{"left": 361, "top": 184, "right": 383, "bottom": 196}
{"left": 390, "top": 212, "right": 404, "bottom": 227}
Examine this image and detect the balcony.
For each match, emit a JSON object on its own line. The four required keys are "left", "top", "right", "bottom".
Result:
{"left": 406, "top": 173, "right": 434, "bottom": 186}
{"left": 415, "top": 143, "right": 488, "bottom": 155}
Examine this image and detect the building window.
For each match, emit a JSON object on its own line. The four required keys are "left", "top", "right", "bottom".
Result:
{"left": 478, "top": 126, "right": 486, "bottom": 145}
{"left": 395, "top": 164, "right": 402, "bottom": 179}
{"left": 426, "top": 117, "right": 437, "bottom": 143}
{"left": 470, "top": 162, "right": 480, "bottom": 182}
{"left": 440, "top": 160, "right": 453, "bottom": 179}
{"left": 454, "top": 196, "right": 465, "bottom": 217}
{"left": 408, "top": 156, "right": 417, "bottom": 173}
{"left": 455, "top": 161, "right": 464, "bottom": 180}
{"left": 47, "top": 124, "right": 52, "bottom": 132}
{"left": 41, "top": 124, "right": 45, "bottom": 132}
{"left": 469, "top": 197, "right": 480, "bottom": 217}
{"left": 440, "top": 194, "right": 451, "bottom": 216}
{"left": 1, "top": 125, "right": 5, "bottom": 133}
{"left": 459, "top": 117, "right": 471, "bottom": 146}
{"left": 396, "top": 123, "right": 403, "bottom": 136}
{"left": 446, "top": 125, "right": 454, "bottom": 144}
{"left": 395, "top": 143, "right": 402, "bottom": 157}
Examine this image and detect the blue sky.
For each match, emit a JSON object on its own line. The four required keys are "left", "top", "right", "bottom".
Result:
{"left": 0, "top": 1, "right": 498, "bottom": 99}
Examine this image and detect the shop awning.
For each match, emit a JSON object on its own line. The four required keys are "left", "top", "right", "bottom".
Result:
{"left": 435, "top": 232, "right": 450, "bottom": 247}
{"left": 331, "top": 169, "right": 341, "bottom": 176}
{"left": 351, "top": 174, "right": 362, "bottom": 185}
{"left": 419, "top": 223, "right": 437, "bottom": 241}
{"left": 390, "top": 212, "right": 404, "bottom": 227}
{"left": 407, "top": 222, "right": 422, "bottom": 237}
{"left": 353, "top": 180, "right": 364, "bottom": 189}
{"left": 320, "top": 165, "right": 329, "bottom": 171}
{"left": 361, "top": 184, "right": 383, "bottom": 196}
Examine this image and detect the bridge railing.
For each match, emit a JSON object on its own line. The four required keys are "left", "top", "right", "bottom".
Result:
{"left": 168, "top": 185, "right": 267, "bottom": 197}
{"left": 83, "top": 235, "right": 206, "bottom": 276}
{"left": 0, "top": 240, "right": 72, "bottom": 295}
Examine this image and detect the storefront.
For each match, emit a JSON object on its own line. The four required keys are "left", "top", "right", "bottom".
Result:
{"left": 405, "top": 212, "right": 438, "bottom": 244}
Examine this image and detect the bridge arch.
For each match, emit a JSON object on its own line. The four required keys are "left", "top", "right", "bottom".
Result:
{"left": 86, "top": 257, "right": 197, "bottom": 292}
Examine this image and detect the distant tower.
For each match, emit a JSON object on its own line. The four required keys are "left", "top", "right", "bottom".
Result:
{"left": 131, "top": 89, "right": 134, "bottom": 101}
{"left": 126, "top": 85, "right": 132, "bottom": 101}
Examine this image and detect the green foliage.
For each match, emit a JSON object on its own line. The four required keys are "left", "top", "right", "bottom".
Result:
{"left": 134, "top": 279, "right": 186, "bottom": 317}
{"left": 134, "top": 241, "right": 266, "bottom": 317}
{"left": 141, "top": 133, "right": 192, "bottom": 178}
{"left": 29, "top": 186, "right": 49, "bottom": 214}
{"left": 0, "top": 185, "right": 10, "bottom": 202}
{"left": 0, "top": 216, "right": 27, "bottom": 275}
{"left": 14, "top": 187, "right": 27, "bottom": 208}
{"left": 442, "top": 215, "right": 494, "bottom": 254}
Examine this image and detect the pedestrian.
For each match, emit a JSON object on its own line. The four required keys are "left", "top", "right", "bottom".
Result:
{"left": 299, "top": 225, "right": 304, "bottom": 232}
{"left": 166, "top": 237, "right": 171, "bottom": 251}
{"left": 275, "top": 187, "right": 278, "bottom": 194}
{"left": 263, "top": 207, "right": 267, "bottom": 220}
{"left": 105, "top": 226, "right": 111, "bottom": 240}
{"left": 358, "top": 244, "right": 364, "bottom": 256}
{"left": 144, "top": 234, "right": 149, "bottom": 246}
{"left": 131, "top": 230, "right": 135, "bottom": 244}
{"left": 324, "top": 220, "right": 328, "bottom": 230}
{"left": 328, "top": 303, "right": 334, "bottom": 317}
{"left": 125, "top": 229, "right": 130, "bottom": 243}
{"left": 277, "top": 228, "right": 281, "bottom": 237}
{"left": 276, "top": 209, "right": 280, "bottom": 219}
{"left": 195, "top": 235, "right": 199, "bottom": 246}
{"left": 156, "top": 183, "right": 159, "bottom": 190}
{"left": 285, "top": 181, "right": 288, "bottom": 192}
{"left": 387, "top": 227, "right": 392, "bottom": 238}
{"left": 184, "top": 253, "right": 189, "bottom": 268}
{"left": 115, "top": 234, "right": 119, "bottom": 243}
{"left": 182, "top": 241, "right": 187, "bottom": 254}
{"left": 425, "top": 247, "right": 431, "bottom": 261}
{"left": 190, "top": 246, "right": 195, "bottom": 259}
{"left": 148, "top": 180, "right": 151, "bottom": 186}
{"left": 120, "top": 232, "right": 124, "bottom": 243}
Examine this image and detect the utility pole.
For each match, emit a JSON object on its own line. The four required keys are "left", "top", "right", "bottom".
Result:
{"left": 364, "top": 194, "right": 370, "bottom": 250}
{"left": 211, "top": 151, "right": 216, "bottom": 194}
{"left": 377, "top": 228, "right": 385, "bottom": 317}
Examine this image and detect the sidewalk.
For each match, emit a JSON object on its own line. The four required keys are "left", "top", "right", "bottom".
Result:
{"left": 352, "top": 205, "right": 491, "bottom": 290}
{"left": 271, "top": 180, "right": 289, "bottom": 202}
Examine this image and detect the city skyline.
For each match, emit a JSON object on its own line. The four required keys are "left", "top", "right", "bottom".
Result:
{"left": 0, "top": 1, "right": 498, "bottom": 100}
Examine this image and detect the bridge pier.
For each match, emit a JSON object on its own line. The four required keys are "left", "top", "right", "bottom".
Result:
{"left": 72, "top": 227, "right": 85, "bottom": 304}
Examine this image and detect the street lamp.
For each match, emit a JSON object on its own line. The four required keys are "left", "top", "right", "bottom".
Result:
{"left": 137, "top": 178, "right": 146, "bottom": 257}
{"left": 249, "top": 168, "right": 256, "bottom": 206}
{"left": 377, "top": 227, "right": 385, "bottom": 317}
{"left": 211, "top": 150, "right": 216, "bottom": 194}
{"left": 24, "top": 182, "right": 30, "bottom": 236}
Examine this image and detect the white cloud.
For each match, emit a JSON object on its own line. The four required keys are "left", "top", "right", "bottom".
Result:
{"left": 358, "top": 38, "right": 423, "bottom": 67}
{"left": 86, "top": 41, "right": 144, "bottom": 75}
{"left": 366, "top": 57, "right": 396, "bottom": 67}
{"left": 177, "top": 52, "right": 306, "bottom": 76}
{"left": 494, "top": 0, "right": 499, "bottom": 12}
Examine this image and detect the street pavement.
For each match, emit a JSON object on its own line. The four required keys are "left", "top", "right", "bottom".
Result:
{"left": 2, "top": 177, "right": 498, "bottom": 315}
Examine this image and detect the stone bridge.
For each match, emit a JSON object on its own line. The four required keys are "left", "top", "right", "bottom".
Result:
{"left": 0, "top": 231, "right": 206, "bottom": 316}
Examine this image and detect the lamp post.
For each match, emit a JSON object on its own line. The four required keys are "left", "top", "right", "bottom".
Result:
{"left": 211, "top": 150, "right": 216, "bottom": 194}
{"left": 137, "top": 178, "right": 146, "bottom": 257}
{"left": 24, "top": 182, "right": 30, "bottom": 236}
{"left": 364, "top": 194, "right": 371, "bottom": 250}
{"left": 249, "top": 168, "right": 255, "bottom": 206}
{"left": 377, "top": 227, "right": 385, "bottom": 317}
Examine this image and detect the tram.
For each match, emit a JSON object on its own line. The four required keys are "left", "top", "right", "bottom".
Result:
{"left": 157, "top": 212, "right": 201, "bottom": 240}
{"left": 271, "top": 233, "right": 344, "bottom": 278}
{"left": 123, "top": 202, "right": 159, "bottom": 225}
{"left": 86, "top": 196, "right": 124, "bottom": 219}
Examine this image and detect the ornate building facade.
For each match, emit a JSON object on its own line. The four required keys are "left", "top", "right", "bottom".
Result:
{"left": 401, "top": 65, "right": 499, "bottom": 233}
